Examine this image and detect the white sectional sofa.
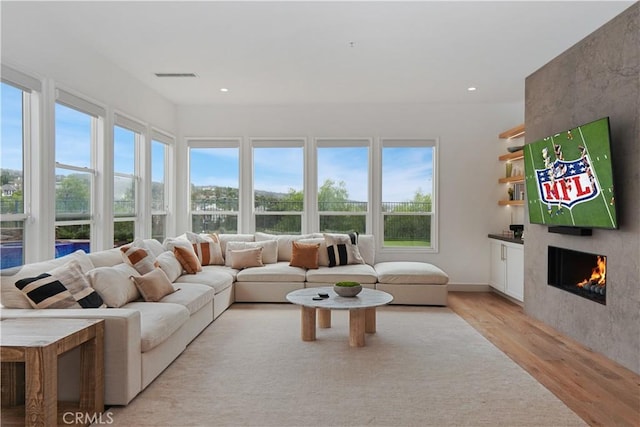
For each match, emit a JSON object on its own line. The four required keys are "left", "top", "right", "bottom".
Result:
{"left": 0, "top": 232, "right": 448, "bottom": 406}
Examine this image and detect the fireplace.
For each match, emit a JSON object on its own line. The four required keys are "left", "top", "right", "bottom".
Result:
{"left": 547, "top": 246, "right": 606, "bottom": 305}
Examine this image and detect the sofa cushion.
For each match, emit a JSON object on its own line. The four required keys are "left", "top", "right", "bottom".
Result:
{"left": 15, "top": 260, "right": 105, "bottom": 309}
{"left": 160, "top": 283, "right": 215, "bottom": 315}
{"left": 305, "top": 264, "right": 378, "bottom": 284}
{"left": 236, "top": 262, "right": 306, "bottom": 283}
{"left": 289, "top": 241, "right": 320, "bottom": 269}
{"left": 124, "top": 301, "right": 189, "bottom": 352}
{"left": 324, "top": 233, "right": 365, "bottom": 267}
{"left": 1, "top": 250, "right": 94, "bottom": 309}
{"left": 86, "top": 263, "right": 141, "bottom": 307}
{"left": 374, "top": 262, "right": 449, "bottom": 285}
{"left": 131, "top": 268, "right": 177, "bottom": 302}
{"left": 218, "top": 234, "right": 255, "bottom": 254}
{"left": 87, "top": 247, "right": 123, "bottom": 268}
{"left": 173, "top": 266, "right": 234, "bottom": 294}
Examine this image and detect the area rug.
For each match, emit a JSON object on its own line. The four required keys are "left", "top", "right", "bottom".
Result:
{"left": 106, "top": 304, "right": 585, "bottom": 426}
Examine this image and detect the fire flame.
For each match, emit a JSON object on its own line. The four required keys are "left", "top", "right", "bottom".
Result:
{"left": 577, "top": 256, "right": 606, "bottom": 288}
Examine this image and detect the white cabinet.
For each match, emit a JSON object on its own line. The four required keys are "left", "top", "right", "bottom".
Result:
{"left": 489, "top": 238, "right": 524, "bottom": 302}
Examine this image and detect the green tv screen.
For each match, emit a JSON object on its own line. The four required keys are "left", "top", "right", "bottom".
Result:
{"left": 524, "top": 117, "right": 618, "bottom": 229}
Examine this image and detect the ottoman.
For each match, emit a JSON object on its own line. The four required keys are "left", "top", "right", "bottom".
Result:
{"left": 374, "top": 262, "right": 449, "bottom": 306}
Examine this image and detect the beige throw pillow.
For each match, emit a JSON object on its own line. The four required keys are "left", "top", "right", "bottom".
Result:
{"left": 130, "top": 268, "right": 176, "bottom": 302}
{"left": 229, "top": 247, "right": 264, "bottom": 269}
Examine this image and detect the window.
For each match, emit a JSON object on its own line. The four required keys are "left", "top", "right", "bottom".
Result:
{"left": 380, "top": 139, "right": 437, "bottom": 250}
{"left": 151, "top": 135, "right": 169, "bottom": 242}
{"left": 189, "top": 140, "right": 240, "bottom": 234}
{"left": 113, "top": 122, "right": 141, "bottom": 246}
{"left": 55, "top": 100, "right": 97, "bottom": 256}
{"left": 316, "top": 139, "right": 370, "bottom": 234}
{"left": 252, "top": 139, "right": 304, "bottom": 234}
{"left": 1, "top": 82, "right": 27, "bottom": 268}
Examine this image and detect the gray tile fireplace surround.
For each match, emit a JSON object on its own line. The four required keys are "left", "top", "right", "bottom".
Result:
{"left": 523, "top": 3, "right": 639, "bottom": 374}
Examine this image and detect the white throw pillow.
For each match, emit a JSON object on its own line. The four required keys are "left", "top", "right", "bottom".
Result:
{"left": 86, "top": 263, "right": 141, "bottom": 308}
{"left": 154, "top": 251, "right": 183, "bottom": 282}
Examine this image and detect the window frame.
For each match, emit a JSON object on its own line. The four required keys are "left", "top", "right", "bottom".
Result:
{"left": 377, "top": 137, "right": 439, "bottom": 254}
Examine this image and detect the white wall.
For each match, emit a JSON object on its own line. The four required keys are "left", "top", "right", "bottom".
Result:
{"left": 177, "top": 102, "right": 524, "bottom": 286}
{"left": 2, "top": 22, "right": 176, "bottom": 133}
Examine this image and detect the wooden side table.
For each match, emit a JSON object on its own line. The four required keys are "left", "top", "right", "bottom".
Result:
{"left": 0, "top": 318, "right": 105, "bottom": 426}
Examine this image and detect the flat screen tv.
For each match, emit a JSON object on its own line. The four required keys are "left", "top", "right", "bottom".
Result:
{"left": 524, "top": 117, "right": 618, "bottom": 229}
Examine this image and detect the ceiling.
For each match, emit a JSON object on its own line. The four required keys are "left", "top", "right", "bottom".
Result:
{"left": 1, "top": 1, "right": 635, "bottom": 106}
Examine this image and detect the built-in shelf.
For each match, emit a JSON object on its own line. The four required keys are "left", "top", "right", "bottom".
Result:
{"left": 498, "top": 200, "right": 524, "bottom": 206}
{"left": 499, "top": 124, "right": 525, "bottom": 139}
{"left": 499, "top": 175, "right": 524, "bottom": 184}
{"left": 498, "top": 150, "right": 524, "bottom": 161}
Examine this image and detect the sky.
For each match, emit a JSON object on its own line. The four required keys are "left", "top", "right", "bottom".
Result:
{"left": 2, "top": 81, "right": 434, "bottom": 203}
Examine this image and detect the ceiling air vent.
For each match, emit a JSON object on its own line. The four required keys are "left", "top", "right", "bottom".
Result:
{"left": 154, "top": 73, "right": 197, "bottom": 78}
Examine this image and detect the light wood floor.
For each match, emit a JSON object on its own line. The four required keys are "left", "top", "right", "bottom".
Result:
{"left": 448, "top": 291, "right": 640, "bottom": 427}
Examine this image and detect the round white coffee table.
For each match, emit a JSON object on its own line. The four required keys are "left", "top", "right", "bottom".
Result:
{"left": 286, "top": 287, "right": 393, "bottom": 347}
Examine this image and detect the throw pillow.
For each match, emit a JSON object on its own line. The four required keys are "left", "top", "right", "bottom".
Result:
{"left": 154, "top": 251, "right": 183, "bottom": 282}
{"left": 185, "top": 232, "right": 224, "bottom": 266}
{"left": 229, "top": 247, "right": 264, "bottom": 269}
{"left": 86, "top": 263, "right": 141, "bottom": 308}
{"left": 289, "top": 241, "right": 320, "bottom": 269}
{"left": 298, "top": 237, "right": 330, "bottom": 266}
{"left": 173, "top": 246, "right": 202, "bottom": 274}
{"left": 225, "top": 240, "right": 278, "bottom": 266}
{"left": 120, "top": 240, "right": 156, "bottom": 275}
{"left": 130, "top": 268, "right": 176, "bottom": 302}
{"left": 323, "top": 232, "right": 365, "bottom": 267}
{"left": 15, "top": 260, "right": 105, "bottom": 309}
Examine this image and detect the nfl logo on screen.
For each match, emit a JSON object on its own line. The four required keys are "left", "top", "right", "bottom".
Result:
{"left": 535, "top": 158, "right": 600, "bottom": 209}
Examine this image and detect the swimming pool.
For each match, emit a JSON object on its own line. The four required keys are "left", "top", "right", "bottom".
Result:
{"left": 1, "top": 241, "right": 90, "bottom": 269}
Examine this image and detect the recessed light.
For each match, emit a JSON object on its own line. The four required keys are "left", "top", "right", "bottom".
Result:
{"left": 154, "top": 73, "right": 197, "bottom": 78}
{"left": 467, "top": 87, "right": 477, "bottom": 91}
{"left": 220, "top": 88, "right": 229, "bottom": 92}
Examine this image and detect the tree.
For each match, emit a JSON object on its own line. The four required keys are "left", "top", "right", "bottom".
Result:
{"left": 55, "top": 174, "right": 90, "bottom": 218}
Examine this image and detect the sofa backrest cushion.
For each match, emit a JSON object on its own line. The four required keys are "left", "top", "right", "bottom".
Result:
{"left": 357, "top": 234, "right": 375, "bottom": 266}
{"left": 1, "top": 250, "right": 94, "bottom": 309}
{"left": 218, "top": 234, "right": 255, "bottom": 255}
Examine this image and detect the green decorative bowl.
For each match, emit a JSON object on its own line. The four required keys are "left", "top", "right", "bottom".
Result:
{"left": 333, "top": 281, "right": 362, "bottom": 297}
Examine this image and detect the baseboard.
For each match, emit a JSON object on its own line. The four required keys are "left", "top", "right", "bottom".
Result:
{"left": 448, "top": 283, "right": 492, "bottom": 292}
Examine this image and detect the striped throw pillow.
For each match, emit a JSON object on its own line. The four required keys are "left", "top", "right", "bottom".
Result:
{"left": 15, "top": 260, "right": 105, "bottom": 309}
{"left": 323, "top": 232, "right": 365, "bottom": 267}
{"left": 186, "top": 232, "right": 224, "bottom": 266}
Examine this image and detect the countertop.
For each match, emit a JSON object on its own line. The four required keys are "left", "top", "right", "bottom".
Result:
{"left": 488, "top": 234, "right": 524, "bottom": 245}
